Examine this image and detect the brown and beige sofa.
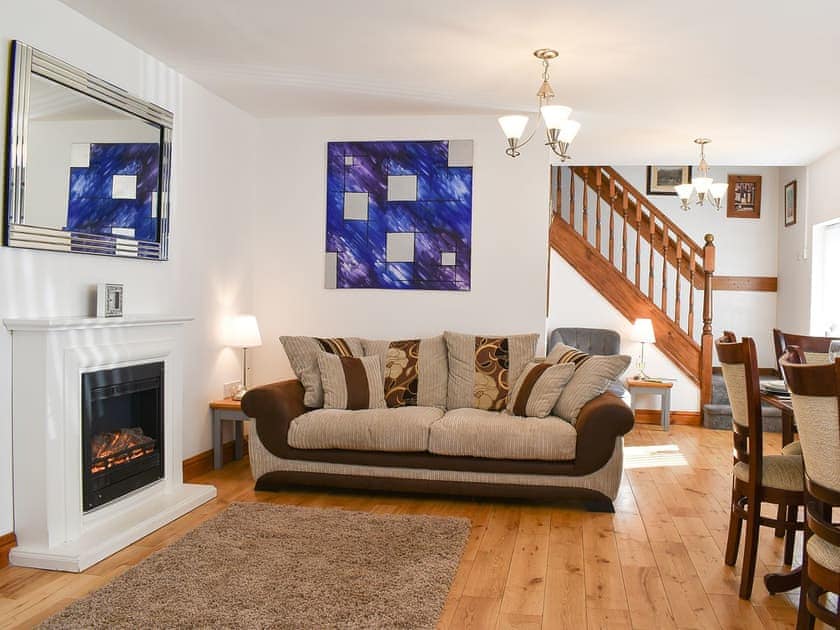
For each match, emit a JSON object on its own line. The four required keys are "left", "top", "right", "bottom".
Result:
{"left": 242, "top": 331, "right": 634, "bottom": 511}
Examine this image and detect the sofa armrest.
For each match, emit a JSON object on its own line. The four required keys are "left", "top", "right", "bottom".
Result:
{"left": 573, "top": 393, "right": 634, "bottom": 471}
{"left": 241, "top": 379, "right": 307, "bottom": 454}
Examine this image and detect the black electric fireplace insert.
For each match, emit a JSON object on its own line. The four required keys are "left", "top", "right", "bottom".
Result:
{"left": 82, "top": 361, "right": 164, "bottom": 511}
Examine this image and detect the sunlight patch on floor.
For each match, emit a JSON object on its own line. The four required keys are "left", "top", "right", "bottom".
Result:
{"left": 624, "top": 443, "right": 688, "bottom": 469}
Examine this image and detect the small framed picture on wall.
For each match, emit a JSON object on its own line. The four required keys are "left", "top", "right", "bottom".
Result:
{"left": 726, "top": 174, "right": 762, "bottom": 219}
{"left": 784, "top": 180, "right": 797, "bottom": 226}
{"left": 646, "top": 166, "right": 691, "bottom": 195}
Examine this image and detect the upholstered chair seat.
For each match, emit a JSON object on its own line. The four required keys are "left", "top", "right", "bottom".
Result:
{"left": 780, "top": 440, "right": 802, "bottom": 457}
{"left": 806, "top": 536, "right": 840, "bottom": 574}
{"left": 733, "top": 455, "right": 803, "bottom": 492}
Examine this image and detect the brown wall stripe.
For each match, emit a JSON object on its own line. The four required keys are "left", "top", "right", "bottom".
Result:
{"left": 340, "top": 356, "right": 370, "bottom": 410}
{"left": 512, "top": 363, "right": 552, "bottom": 416}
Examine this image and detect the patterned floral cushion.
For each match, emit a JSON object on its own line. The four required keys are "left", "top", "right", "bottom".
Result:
{"left": 362, "top": 336, "right": 448, "bottom": 408}
{"left": 280, "top": 336, "right": 363, "bottom": 407}
{"left": 444, "top": 331, "right": 539, "bottom": 411}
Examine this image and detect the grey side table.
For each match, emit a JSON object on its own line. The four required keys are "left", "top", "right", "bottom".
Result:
{"left": 626, "top": 378, "right": 673, "bottom": 430}
{"left": 209, "top": 398, "right": 251, "bottom": 469}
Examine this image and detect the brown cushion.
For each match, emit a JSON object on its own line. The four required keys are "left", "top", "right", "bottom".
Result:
{"left": 317, "top": 353, "right": 386, "bottom": 410}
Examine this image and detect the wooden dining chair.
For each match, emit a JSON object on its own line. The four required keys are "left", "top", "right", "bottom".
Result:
{"left": 716, "top": 332, "right": 805, "bottom": 599}
{"left": 774, "top": 329, "right": 840, "bottom": 367}
{"left": 781, "top": 359, "right": 840, "bottom": 629}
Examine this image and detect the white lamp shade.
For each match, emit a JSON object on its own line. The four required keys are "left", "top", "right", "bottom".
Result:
{"left": 498, "top": 115, "right": 529, "bottom": 140}
{"left": 709, "top": 182, "right": 728, "bottom": 200}
{"left": 674, "top": 183, "right": 694, "bottom": 200}
{"left": 692, "top": 177, "right": 713, "bottom": 195}
{"left": 631, "top": 318, "right": 656, "bottom": 343}
{"left": 558, "top": 119, "right": 581, "bottom": 143}
{"left": 540, "top": 104, "right": 572, "bottom": 130}
{"left": 224, "top": 314, "right": 262, "bottom": 348}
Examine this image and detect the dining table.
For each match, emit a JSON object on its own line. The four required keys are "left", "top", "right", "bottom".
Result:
{"left": 759, "top": 390, "right": 802, "bottom": 594}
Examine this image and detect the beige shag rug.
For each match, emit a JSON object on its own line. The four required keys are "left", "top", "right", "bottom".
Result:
{"left": 42, "top": 502, "right": 470, "bottom": 629}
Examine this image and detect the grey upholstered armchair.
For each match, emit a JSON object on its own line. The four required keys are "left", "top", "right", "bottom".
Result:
{"left": 548, "top": 327, "right": 621, "bottom": 356}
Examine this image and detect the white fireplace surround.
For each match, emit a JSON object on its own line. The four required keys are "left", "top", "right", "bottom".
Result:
{"left": 4, "top": 315, "right": 217, "bottom": 572}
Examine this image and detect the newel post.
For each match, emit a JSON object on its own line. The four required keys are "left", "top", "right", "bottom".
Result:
{"left": 700, "top": 233, "right": 716, "bottom": 407}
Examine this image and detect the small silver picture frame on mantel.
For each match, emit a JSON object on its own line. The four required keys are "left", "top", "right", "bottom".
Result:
{"left": 96, "top": 283, "right": 124, "bottom": 318}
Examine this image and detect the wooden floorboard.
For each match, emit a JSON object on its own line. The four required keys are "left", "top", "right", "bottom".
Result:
{"left": 0, "top": 425, "right": 833, "bottom": 629}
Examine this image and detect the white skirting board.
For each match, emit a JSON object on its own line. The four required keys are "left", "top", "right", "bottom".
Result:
{"left": 10, "top": 483, "right": 216, "bottom": 573}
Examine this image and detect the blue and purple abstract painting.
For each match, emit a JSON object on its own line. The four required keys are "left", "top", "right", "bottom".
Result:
{"left": 325, "top": 140, "right": 473, "bottom": 290}
{"left": 66, "top": 142, "right": 160, "bottom": 242}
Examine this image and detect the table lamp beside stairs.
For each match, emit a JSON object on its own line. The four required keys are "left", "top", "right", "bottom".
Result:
{"left": 631, "top": 318, "right": 655, "bottom": 379}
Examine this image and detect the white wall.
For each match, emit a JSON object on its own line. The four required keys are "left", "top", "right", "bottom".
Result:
{"left": 549, "top": 165, "right": 782, "bottom": 411}
{"left": 248, "top": 116, "right": 550, "bottom": 386}
{"left": 0, "top": 0, "right": 257, "bottom": 537}
{"left": 776, "top": 150, "right": 840, "bottom": 334}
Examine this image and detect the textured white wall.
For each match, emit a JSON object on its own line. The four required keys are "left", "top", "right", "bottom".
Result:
{"left": 776, "top": 151, "right": 840, "bottom": 335}
{"left": 0, "top": 0, "right": 257, "bottom": 536}
{"left": 247, "top": 116, "right": 551, "bottom": 386}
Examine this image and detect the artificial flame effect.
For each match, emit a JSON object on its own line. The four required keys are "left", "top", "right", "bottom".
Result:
{"left": 90, "top": 427, "right": 155, "bottom": 474}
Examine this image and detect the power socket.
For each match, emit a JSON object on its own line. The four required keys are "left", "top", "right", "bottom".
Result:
{"left": 223, "top": 380, "right": 242, "bottom": 399}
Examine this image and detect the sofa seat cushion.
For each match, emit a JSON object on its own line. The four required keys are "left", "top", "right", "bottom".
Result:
{"left": 288, "top": 406, "right": 444, "bottom": 452}
{"left": 428, "top": 408, "right": 577, "bottom": 461}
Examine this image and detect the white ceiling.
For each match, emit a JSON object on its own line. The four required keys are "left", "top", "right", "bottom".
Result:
{"left": 60, "top": 0, "right": 840, "bottom": 164}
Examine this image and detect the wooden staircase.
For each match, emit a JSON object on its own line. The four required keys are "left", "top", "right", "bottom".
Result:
{"left": 550, "top": 165, "right": 716, "bottom": 406}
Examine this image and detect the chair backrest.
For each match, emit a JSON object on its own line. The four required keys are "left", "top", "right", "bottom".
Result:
{"left": 780, "top": 359, "right": 840, "bottom": 496}
{"left": 715, "top": 331, "right": 764, "bottom": 487}
{"left": 773, "top": 328, "right": 840, "bottom": 366}
{"left": 549, "top": 328, "right": 620, "bottom": 356}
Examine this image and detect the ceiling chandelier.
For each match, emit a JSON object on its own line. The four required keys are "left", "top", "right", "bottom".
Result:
{"left": 675, "top": 138, "right": 728, "bottom": 211}
{"left": 498, "top": 48, "right": 581, "bottom": 161}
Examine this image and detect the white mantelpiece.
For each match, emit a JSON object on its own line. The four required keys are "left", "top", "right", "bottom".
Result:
{"left": 5, "top": 315, "right": 217, "bottom": 572}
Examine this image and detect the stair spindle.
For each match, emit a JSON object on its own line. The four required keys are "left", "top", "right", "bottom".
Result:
{"left": 661, "top": 225, "right": 668, "bottom": 315}
{"left": 648, "top": 213, "right": 655, "bottom": 300}
{"left": 569, "top": 170, "right": 576, "bottom": 231}
{"left": 595, "top": 169, "right": 602, "bottom": 253}
{"left": 688, "top": 253, "right": 696, "bottom": 335}
{"left": 621, "top": 190, "right": 628, "bottom": 275}
{"left": 581, "top": 167, "right": 589, "bottom": 242}
{"left": 675, "top": 237, "right": 682, "bottom": 327}
{"left": 634, "top": 194, "right": 641, "bottom": 289}
{"left": 608, "top": 177, "right": 615, "bottom": 264}
{"left": 554, "top": 165, "right": 562, "bottom": 217}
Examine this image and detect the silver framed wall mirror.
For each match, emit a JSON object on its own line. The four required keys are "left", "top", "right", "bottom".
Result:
{"left": 4, "top": 41, "right": 173, "bottom": 260}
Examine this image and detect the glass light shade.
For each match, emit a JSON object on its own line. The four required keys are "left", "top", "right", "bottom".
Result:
{"left": 674, "top": 183, "right": 694, "bottom": 200}
{"left": 558, "top": 119, "right": 581, "bottom": 143}
{"left": 498, "top": 115, "right": 529, "bottom": 140}
{"left": 709, "top": 182, "right": 728, "bottom": 200}
{"left": 692, "top": 177, "right": 713, "bottom": 195}
{"left": 540, "top": 105, "right": 572, "bottom": 130}
{"left": 631, "top": 318, "right": 656, "bottom": 344}
{"left": 223, "top": 314, "right": 262, "bottom": 348}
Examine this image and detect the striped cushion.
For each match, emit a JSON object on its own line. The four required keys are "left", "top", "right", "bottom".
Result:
{"left": 317, "top": 353, "right": 386, "bottom": 410}
{"left": 506, "top": 362, "right": 576, "bottom": 418}
{"left": 280, "top": 336, "right": 363, "bottom": 407}
{"left": 547, "top": 343, "right": 631, "bottom": 422}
